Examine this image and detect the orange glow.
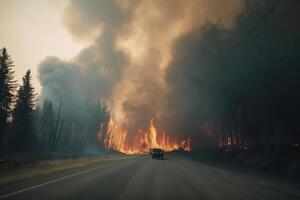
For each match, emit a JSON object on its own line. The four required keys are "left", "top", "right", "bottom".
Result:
{"left": 99, "top": 119, "right": 191, "bottom": 154}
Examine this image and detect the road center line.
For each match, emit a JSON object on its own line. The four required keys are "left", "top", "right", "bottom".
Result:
{"left": 0, "top": 156, "right": 133, "bottom": 199}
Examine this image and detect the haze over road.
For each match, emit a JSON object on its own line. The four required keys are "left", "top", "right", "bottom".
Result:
{"left": 0, "top": 155, "right": 299, "bottom": 200}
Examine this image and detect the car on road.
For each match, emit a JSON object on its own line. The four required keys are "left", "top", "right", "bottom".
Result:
{"left": 150, "top": 148, "right": 164, "bottom": 160}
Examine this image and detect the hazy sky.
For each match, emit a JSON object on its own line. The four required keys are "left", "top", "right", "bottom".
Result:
{"left": 0, "top": 0, "right": 87, "bottom": 93}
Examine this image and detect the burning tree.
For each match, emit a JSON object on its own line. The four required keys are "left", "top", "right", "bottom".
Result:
{"left": 99, "top": 118, "right": 191, "bottom": 154}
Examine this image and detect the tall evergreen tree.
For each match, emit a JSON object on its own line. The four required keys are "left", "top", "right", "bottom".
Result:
{"left": 40, "top": 99, "right": 55, "bottom": 151}
{"left": 0, "top": 47, "right": 16, "bottom": 147}
{"left": 13, "top": 70, "right": 36, "bottom": 151}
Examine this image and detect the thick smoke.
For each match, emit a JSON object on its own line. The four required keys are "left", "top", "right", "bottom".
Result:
{"left": 38, "top": 0, "right": 245, "bottom": 149}
{"left": 39, "top": 57, "right": 79, "bottom": 103}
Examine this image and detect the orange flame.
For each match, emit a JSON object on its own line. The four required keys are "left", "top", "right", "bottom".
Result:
{"left": 99, "top": 119, "right": 191, "bottom": 154}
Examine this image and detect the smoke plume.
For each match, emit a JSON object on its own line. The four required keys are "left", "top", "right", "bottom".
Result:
{"left": 38, "top": 0, "right": 245, "bottom": 149}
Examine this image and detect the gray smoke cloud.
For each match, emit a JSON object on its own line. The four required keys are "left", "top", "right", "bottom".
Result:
{"left": 38, "top": 0, "right": 245, "bottom": 150}
{"left": 39, "top": 57, "right": 80, "bottom": 103}
{"left": 39, "top": 0, "right": 129, "bottom": 108}
{"left": 162, "top": 24, "right": 227, "bottom": 147}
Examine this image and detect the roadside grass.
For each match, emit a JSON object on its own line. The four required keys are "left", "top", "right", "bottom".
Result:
{"left": 0, "top": 155, "right": 131, "bottom": 185}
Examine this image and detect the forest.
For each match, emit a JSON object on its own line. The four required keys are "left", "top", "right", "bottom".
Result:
{"left": 217, "top": 0, "right": 300, "bottom": 153}
{"left": 0, "top": 0, "right": 299, "bottom": 157}
{"left": 172, "top": 0, "right": 300, "bottom": 153}
{"left": 0, "top": 47, "right": 110, "bottom": 155}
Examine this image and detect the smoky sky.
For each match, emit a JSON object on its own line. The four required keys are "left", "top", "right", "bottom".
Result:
{"left": 38, "top": 0, "right": 245, "bottom": 148}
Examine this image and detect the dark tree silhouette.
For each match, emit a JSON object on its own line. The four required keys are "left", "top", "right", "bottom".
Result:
{"left": 0, "top": 47, "right": 16, "bottom": 147}
{"left": 35, "top": 99, "right": 56, "bottom": 151}
{"left": 210, "top": 0, "right": 300, "bottom": 152}
{"left": 13, "top": 70, "right": 36, "bottom": 151}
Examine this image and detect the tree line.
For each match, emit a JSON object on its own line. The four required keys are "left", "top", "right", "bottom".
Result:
{"left": 0, "top": 47, "right": 110, "bottom": 154}
{"left": 192, "top": 0, "right": 300, "bottom": 153}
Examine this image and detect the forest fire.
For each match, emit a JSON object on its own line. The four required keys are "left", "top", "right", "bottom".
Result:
{"left": 99, "top": 119, "right": 191, "bottom": 154}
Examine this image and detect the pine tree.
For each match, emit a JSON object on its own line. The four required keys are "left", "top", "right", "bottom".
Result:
{"left": 0, "top": 47, "right": 16, "bottom": 147}
{"left": 40, "top": 99, "right": 55, "bottom": 151}
{"left": 13, "top": 70, "right": 36, "bottom": 151}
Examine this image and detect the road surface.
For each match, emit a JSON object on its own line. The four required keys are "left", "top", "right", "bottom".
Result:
{"left": 0, "top": 154, "right": 299, "bottom": 200}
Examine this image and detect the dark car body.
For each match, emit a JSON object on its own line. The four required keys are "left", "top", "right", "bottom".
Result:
{"left": 150, "top": 148, "right": 164, "bottom": 160}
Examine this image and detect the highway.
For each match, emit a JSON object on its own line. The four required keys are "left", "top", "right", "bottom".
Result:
{"left": 0, "top": 154, "right": 299, "bottom": 200}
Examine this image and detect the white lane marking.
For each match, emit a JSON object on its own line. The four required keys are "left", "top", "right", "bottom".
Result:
{"left": 0, "top": 156, "right": 133, "bottom": 199}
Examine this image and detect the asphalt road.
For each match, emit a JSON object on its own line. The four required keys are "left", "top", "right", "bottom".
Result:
{"left": 0, "top": 154, "right": 299, "bottom": 200}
